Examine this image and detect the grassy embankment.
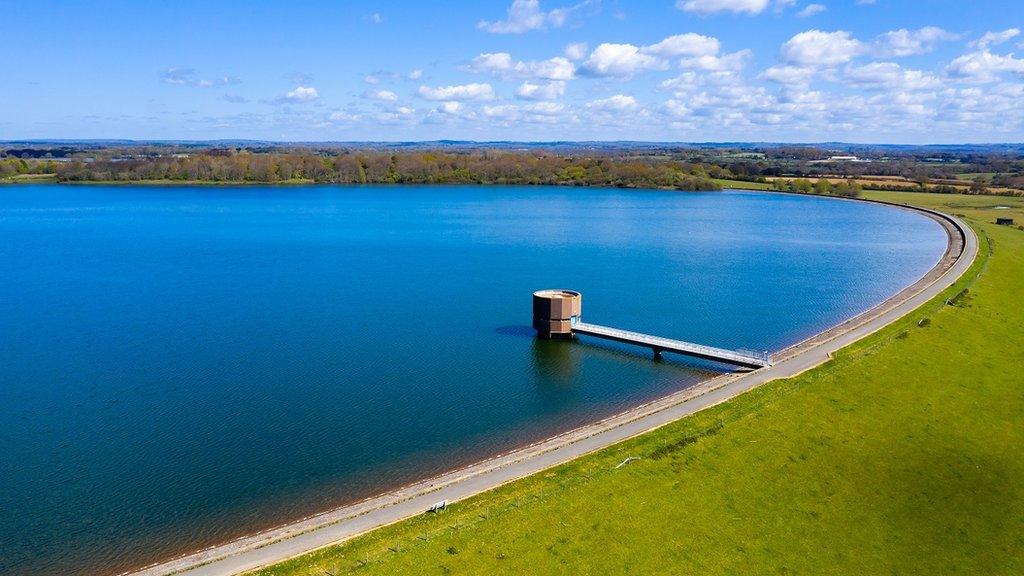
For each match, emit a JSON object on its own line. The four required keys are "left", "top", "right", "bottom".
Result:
{"left": 0, "top": 173, "right": 57, "bottom": 184}
{"left": 711, "top": 178, "right": 775, "bottom": 191}
{"left": 251, "top": 191, "right": 1023, "bottom": 576}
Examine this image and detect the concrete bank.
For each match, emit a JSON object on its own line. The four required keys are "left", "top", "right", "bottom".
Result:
{"left": 128, "top": 202, "right": 977, "bottom": 576}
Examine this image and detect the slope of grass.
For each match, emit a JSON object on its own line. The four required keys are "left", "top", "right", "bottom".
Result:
{"left": 712, "top": 178, "right": 775, "bottom": 190}
{"left": 253, "top": 191, "right": 1024, "bottom": 576}
{"left": 0, "top": 173, "right": 57, "bottom": 184}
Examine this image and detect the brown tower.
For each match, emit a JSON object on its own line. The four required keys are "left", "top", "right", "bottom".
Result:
{"left": 532, "top": 290, "right": 582, "bottom": 339}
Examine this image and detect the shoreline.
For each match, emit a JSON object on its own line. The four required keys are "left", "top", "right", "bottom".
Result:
{"left": 125, "top": 198, "right": 976, "bottom": 576}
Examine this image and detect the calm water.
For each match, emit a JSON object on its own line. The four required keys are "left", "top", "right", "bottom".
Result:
{"left": 0, "top": 185, "right": 945, "bottom": 575}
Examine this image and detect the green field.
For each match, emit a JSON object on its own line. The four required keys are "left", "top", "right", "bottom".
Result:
{"left": 712, "top": 178, "right": 775, "bottom": 190}
{"left": 0, "top": 173, "right": 57, "bottom": 184}
{"left": 253, "top": 191, "right": 1024, "bottom": 576}
{"left": 954, "top": 172, "right": 999, "bottom": 181}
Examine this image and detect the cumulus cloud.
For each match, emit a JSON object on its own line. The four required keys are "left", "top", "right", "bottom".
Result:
{"left": 437, "top": 101, "right": 468, "bottom": 116}
{"left": 582, "top": 43, "right": 666, "bottom": 77}
{"left": 844, "top": 62, "right": 939, "bottom": 90}
{"left": 781, "top": 30, "right": 864, "bottom": 67}
{"left": 477, "top": 0, "right": 594, "bottom": 34}
{"left": 565, "top": 42, "right": 588, "bottom": 61}
{"left": 642, "top": 33, "right": 721, "bottom": 58}
{"left": 516, "top": 80, "right": 567, "bottom": 100}
{"left": 586, "top": 94, "right": 638, "bottom": 111}
{"left": 874, "top": 27, "right": 958, "bottom": 57}
{"left": 363, "top": 89, "right": 398, "bottom": 101}
{"left": 464, "top": 53, "right": 575, "bottom": 80}
{"left": 681, "top": 49, "right": 751, "bottom": 72}
{"left": 282, "top": 86, "right": 319, "bottom": 103}
{"left": 407, "top": 69, "right": 423, "bottom": 80}
{"left": 796, "top": 3, "right": 825, "bottom": 17}
{"left": 947, "top": 50, "right": 1024, "bottom": 83}
{"left": 759, "top": 64, "right": 816, "bottom": 85}
{"left": 676, "top": 0, "right": 770, "bottom": 15}
{"left": 418, "top": 83, "right": 496, "bottom": 101}
{"left": 970, "top": 28, "right": 1021, "bottom": 49}
{"left": 483, "top": 102, "right": 567, "bottom": 123}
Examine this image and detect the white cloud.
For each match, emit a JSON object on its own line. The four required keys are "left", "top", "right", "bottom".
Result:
{"left": 586, "top": 94, "right": 638, "bottom": 111}
{"left": 844, "top": 62, "right": 939, "bottom": 90}
{"left": 781, "top": 30, "right": 864, "bottom": 67}
{"left": 363, "top": 89, "right": 398, "bottom": 101}
{"left": 874, "top": 27, "right": 957, "bottom": 57}
{"left": 662, "top": 99, "right": 691, "bottom": 119}
{"left": 464, "top": 53, "right": 575, "bottom": 80}
{"left": 407, "top": 69, "right": 423, "bottom": 80}
{"left": 947, "top": 50, "right": 1024, "bottom": 83}
{"left": 565, "top": 42, "right": 588, "bottom": 61}
{"left": 676, "top": 0, "right": 770, "bottom": 15}
{"left": 438, "top": 101, "right": 465, "bottom": 115}
{"left": 366, "top": 12, "right": 383, "bottom": 24}
{"left": 516, "top": 80, "right": 567, "bottom": 100}
{"left": 681, "top": 49, "right": 751, "bottom": 72}
{"left": 483, "top": 102, "right": 566, "bottom": 123}
{"left": 641, "top": 33, "right": 721, "bottom": 58}
{"left": 582, "top": 43, "right": 666, "bottom": 77}
{"left": 796, "top": 4, "right": 826, "bottom": 17}
{"left": 328, "top": 111, "right": 360, "bottom": 122}
{"left": 418, "top": 83, "right": 496, "bottom": 101}
{"left": 283, "top": 86, "right": 319, "bottom": 102}
{"left": 465, "top": 52, "right": 516, "bottom": 74}
{"left": 970, "top": 28, "right": 1021, "bottom": 49}
{"left": 529, "top": 56, "right": 577, "bottom": 80}
{"left": 477, "top": 0, "right": 593, "bottom": 34}
{"left": 759, "top": 64, "right": 816, "bottom": 85}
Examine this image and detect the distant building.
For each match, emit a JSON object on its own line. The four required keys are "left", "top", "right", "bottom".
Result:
{"left": 996, "top": 217, "right": 1014, "bottom": 226}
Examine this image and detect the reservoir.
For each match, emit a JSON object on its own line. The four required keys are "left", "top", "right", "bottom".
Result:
{"left": 0, "top": 185, "right": 946, "bottom": 575}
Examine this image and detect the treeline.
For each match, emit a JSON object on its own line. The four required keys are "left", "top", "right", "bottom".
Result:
{"left": 772, "top": 178, "right": 863, "bottom": 198}
{"left": 0, "top": 157, "right": 57, "bottom": 177}
{"left": 49, "top": 151, "right": 725, "bottom": 191}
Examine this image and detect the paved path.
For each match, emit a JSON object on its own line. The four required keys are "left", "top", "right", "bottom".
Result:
{"left": 129, "top": 205, "right": 976, "bottom": 576}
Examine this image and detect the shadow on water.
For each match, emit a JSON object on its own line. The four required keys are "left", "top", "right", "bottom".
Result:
{"left": 530, "top": 337, "right": 581, "bottom": 386}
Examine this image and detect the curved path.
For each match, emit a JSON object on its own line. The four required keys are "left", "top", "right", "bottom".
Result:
{"left": 129, "top": 202, "right": 977, "bottom": 576}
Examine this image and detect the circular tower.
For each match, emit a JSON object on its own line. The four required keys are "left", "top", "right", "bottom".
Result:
{"left": 532, "top": 289, "right": 582, "bottom": 339}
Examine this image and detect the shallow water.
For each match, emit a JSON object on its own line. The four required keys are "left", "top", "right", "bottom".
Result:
{"left": 0, "top": 185, "right": 946, "bottom": 575}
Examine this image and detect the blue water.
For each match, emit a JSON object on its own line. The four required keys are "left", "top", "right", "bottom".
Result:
{"left": 0, "top": 185, "right": 945, "bottom": 575}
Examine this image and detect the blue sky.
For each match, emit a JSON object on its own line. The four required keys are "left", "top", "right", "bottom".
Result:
{"left": 2, "top": 0, "right": 1023, "bottom": 143}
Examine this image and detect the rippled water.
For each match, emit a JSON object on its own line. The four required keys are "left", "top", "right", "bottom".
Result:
{"left": 0, "top": 185, "right": 946, "bottom": 575}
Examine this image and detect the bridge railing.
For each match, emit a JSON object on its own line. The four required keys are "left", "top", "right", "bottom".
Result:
{"left": 736, "top": 348, "right": 772, "bottom": 365}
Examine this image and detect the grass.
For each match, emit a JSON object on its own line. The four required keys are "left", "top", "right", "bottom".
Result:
{"left": 955, "top": 172, "right": 999, "bottom": 181}
{"left": 713, "top": 178, "right": 775, "bottom": 190}
{"left": 0, "top": 173, "right": 57, "bottom": 184}
{"left": 250, "top": 190, "right": 1024, "bottom": 576}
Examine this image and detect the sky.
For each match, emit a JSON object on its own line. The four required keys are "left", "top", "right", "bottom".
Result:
{"left": 2, "top": 0, "right": 1023, "bottom": 143}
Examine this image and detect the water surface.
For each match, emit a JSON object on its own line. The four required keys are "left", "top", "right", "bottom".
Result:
{"left": 0, "top": 185, "right": 946, "bottom": 575}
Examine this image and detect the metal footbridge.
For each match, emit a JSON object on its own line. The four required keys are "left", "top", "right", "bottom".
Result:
{"left": 572, "top": 321, "right": 771, "bottom": 369}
